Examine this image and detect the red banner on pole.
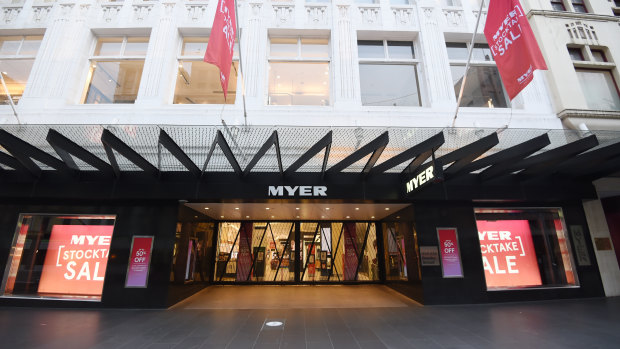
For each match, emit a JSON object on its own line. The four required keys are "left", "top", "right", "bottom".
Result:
{"left": 204, "top": 0, "right": 236, "bottom": 99}
{"left": 484, "top": 0, "right": 547, "bottom": 100}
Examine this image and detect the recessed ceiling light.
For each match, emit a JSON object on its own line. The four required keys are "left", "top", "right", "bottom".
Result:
{"left": 346, "top": 216, "right": 350, "bottom": 218}
{"left": 265, "top": 321, "right": 283, "bottom": 327}
{"left": 296, "top": 216, "right": 300, "bottom": 218}
{"left": 385, "top": 208, "right": 390, "bottom": 211}
{"left": 321, "top": 215, "right": 325, "bottom": 218}
{"left": 204, "top": 207, "right": 209, "bottom": 210}
{"left": 296, "top": 207, "right": 300, "bottom": 210}
{"left": 194, "top": 216, "right": 197, "bottom": 218}
{"left": 396, "top": 216, "right": 400, "bottom": 219}
{"left": 246, "top": 216, "right": 250, "bottom": 218}
{"left": 221, "top": 215, "right": 224, "bottom": 218}
{"left": 271, "top": 215, "right": 275, "bottom": 218}
{"left": 355, "top": 207, "right": 360, "bottom": 210}
{"left": 266, "top": 207, "right": 270, "bottom": 210}
{"left": 325, "top": 207, "right": 330, "bottom": 210}
{"left": 235, "top": 207, "right": 239, "bottom": 210}
{"left": 371, "top": 216, "right": 375, "bottom": 219}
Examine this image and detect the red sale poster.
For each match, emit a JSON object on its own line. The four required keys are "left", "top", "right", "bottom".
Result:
{"left": 125, "top": 236, "right": 154, "bottom": 288}
{"left": 476, "top": 220, "right": 542, "bottom": 288}
{"left": 437, "top": 228, "right": 463, "bottom": 278}
{"left": 38, "top": 225, "right": 114, "bottom": 297}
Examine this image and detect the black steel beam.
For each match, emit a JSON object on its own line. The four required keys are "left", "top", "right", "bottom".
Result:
{"left": 158, "top": 129, "right": 201, "bottom": 178}
{"left": 0, "top": 151, "right": 31, "bottom": 174}
{"left": 326, "top": 131, "right": 389, "bottom": 174}
{"left": 285, "top": 131, "right": 332, "bottom": 176}
{"left": 202, "top": 130, "right": 242, "bottom": 176}
{"left": 0, "top": 129, "right": 72, "bottom": 177}
{"left": 558, "top": 140, "right": 620, "bottom": 179}
{"left": 46, "top": 129, "right": 114, "bottom": 175}
{"left": 371, "top": 131, "right": 444, "bottom": 175}
{"left": 243, "top": 130, "right": 283, "bottom": 176}
{"left": 101, "top": 129, "right": 159, "bottom": 177}
{"left": 475, "top": 134, "right": 551, "bottom": 180}
{"left": 516, "top": 135, "right": 598, "bottom": 177}
{"left": 440, "top": 132, "right": 499, "bottom": 177}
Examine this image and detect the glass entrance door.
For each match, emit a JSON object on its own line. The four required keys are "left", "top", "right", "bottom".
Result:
{"left": 213, "top": 221, "right": 379, "bottom": 283}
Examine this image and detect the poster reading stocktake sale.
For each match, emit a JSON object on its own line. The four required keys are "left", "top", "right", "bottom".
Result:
{"left": 38, "top": 225, "right": 114, "bottom": 297}
{"left": 476, "top": 220, "right": 542, "bottom": 289}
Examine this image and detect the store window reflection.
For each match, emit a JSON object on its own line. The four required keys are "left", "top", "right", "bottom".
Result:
{"left": 0, "top": 214, "right": 116, "bottom": 301}
{"left": 474, "top": 208, "right": 578, "bottom": 290}
{"left": 383, "top": 223, "right": 408, "bottom": 281}
{"left": 171, "top": 222, "right": 215, "bottom": 283}
{"left": 0, "top": 35, "right": 43, "bottom": 105}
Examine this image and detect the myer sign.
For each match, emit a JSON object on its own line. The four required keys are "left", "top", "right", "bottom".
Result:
{"left": 268, "top": 186, "right": 327, "bottom": 197}
{"left": 405, "top": 164, "right": 442, "bottom": 195}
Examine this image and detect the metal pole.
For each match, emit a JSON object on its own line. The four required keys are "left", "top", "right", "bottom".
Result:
{"left": 232, "top": 0, "right": 248, "bottom": 127}
{"left": 0, "top": 73, "right": 21, "bottom": 124}
{"left": 451, "top": 0, "right": 486, "bottom": 128}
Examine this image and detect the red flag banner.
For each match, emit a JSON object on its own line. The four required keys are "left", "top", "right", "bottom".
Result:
{"left": 484, "top": 0, "right": 547, "bottom": 100}
{"left": 204, "top": 0, "right": 236, "bottom": 99}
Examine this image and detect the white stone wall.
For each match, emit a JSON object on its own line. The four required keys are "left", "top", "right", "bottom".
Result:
{"left": 0, "top": 0, "right": 564, "bottom": 128}
{"left": 525, "top": 0, "right": 620, "bottom": 130}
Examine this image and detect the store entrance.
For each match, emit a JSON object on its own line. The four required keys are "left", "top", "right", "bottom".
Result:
{"left": 214, "top": 221, "right": 379, "bottom": 283}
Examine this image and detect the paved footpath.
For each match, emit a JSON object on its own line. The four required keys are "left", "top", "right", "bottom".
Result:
{"left": 1, "top": 294, "right": 619, "bottom": 348}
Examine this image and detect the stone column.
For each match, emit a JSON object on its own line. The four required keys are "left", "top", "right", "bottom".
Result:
{"left": 417, "top": 4, "right": 455, "bottom": 109}
{"left": 333, "top": 4, "right": 357, "bottom": 108}
{"left": 242, "top": 3, "right": 264, "bottom": 101}
{"left": 136, "top": 2, "right": 179, "bottom": 105}
{"left": 21, "top": 2, "right": 92, "bottom": 108}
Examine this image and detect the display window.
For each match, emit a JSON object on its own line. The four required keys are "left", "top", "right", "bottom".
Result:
{"left": 474, "top": 208, "right": 578, "bottom": 290}
{"left": 382, "top": 223, "right": 408, "bottom": 281}
{"left": 0, "top": 214, "right": 116, "bottom": 301}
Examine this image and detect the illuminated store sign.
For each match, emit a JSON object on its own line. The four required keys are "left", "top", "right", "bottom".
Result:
{"left": 38, "top": 225, "right": 114, "bottom": 297}
{"left": 476, "top": 220, "right": 542, "bottom": 289}
{"left": 268, "top": 185, "right": 327, "bottom": 197}
{"left": 405, "top": 163, "right": 443, "bottom": 195}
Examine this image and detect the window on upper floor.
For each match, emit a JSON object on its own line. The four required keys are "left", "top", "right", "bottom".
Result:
{"left": 174, "top": 37, "right": 238, "bottom": 104}
{"left": 568, "top": 45, "right": 620, "bottom": 110}
{"left": 550, "top": 0, "right": 589, "bottom": 13}
{"left": 357, "top": 40, "right": 421, "bottom": 106}
{"left": 268, "top": 37, "right": 330, "bottom": 106}
{"left": 0, "top": 35, "right": 43, "bottom": 105}
{"left": 446, "top": 42, "right": 509, "bottom": 108}
{"left": 82, "top": 36, "right": 149, "bottom": 104}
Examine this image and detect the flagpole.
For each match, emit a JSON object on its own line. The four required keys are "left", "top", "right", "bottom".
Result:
{"left": 232, "top": 0, "right": 248, "bottom": 128}
{"left": 0, "top": 72, "right": 21, "bottom": 124}
{"left": 451, "top": 0, "right": 486, "bottom": 128}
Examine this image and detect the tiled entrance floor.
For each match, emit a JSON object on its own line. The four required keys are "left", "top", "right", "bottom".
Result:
{"left": 1, "top": 286, "right": 619, "bottom": 348}
{"left": 173, "top": 285, "right": 416, "bottom": 309}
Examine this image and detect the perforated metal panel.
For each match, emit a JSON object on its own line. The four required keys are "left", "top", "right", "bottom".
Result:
{"left": 0, "top": 125, "right": 618, "bottom": 176}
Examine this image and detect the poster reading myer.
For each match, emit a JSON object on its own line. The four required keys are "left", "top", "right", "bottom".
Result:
{"left": 38, "top": 225, "right": 114, "bottom": 296}
{"left": 476, "top": 220, "right": 542, "bottom": 289}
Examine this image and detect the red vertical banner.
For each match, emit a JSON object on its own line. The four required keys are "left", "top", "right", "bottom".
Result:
{"left": 236, "top": 222, "right": 252, "bottom": 281}
{"left": 343, "top": 223, "right": 358, "bottom": 281}
{"left": 476, "top": 220, "right": 541, "bottom": 288}
{"left": 204, "top": 0, "right": 237, "bottom": 99}
{"left": 437, "top": 228, "right": 464, "bottom": 278}
{"left": 484, "top": 0, "right": 547, "bottom": 99}
{"left": 125, "top": 236, "right": 154, "bottom": 288}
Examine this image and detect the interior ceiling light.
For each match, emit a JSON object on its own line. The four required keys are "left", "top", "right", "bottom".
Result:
{"left": 396, "top": 216, "right": 400, "bottom": 219}
{"left": 346, "top": 216, "right": 350, "bottom": 219}
{"left": 235, "top": 207, "right": 239, "bottom": 210}
{"left": 246, "top": 216, "right": 250, "bottom": 218}
{"left": 355, "top": 207, "right": 359, "bottom": 210}
{"left": 371, "top": 216, "right": 375, "bottom": 219}
{"left": 265, "top": 321, "right": 283, "bottom": 327}
{"left": 385, "top": 208, "right": 390, "bottom": 211}
{"left": 221, "top": 216, "right": 224, "bottom": 218}
{"left": 265, "top": 207, "right": 270, "bottom": 210}
{"left": 296, "top": 216, "right": 300, "bottom": 218}
{"left": 204, "top": 207, "right": 209, "bottom": 210}
{"left": 325, "top": 207, "right": 330, "bottom": 210}
{"left": 296, "top": 207, "right": 300, "bottom": 210}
